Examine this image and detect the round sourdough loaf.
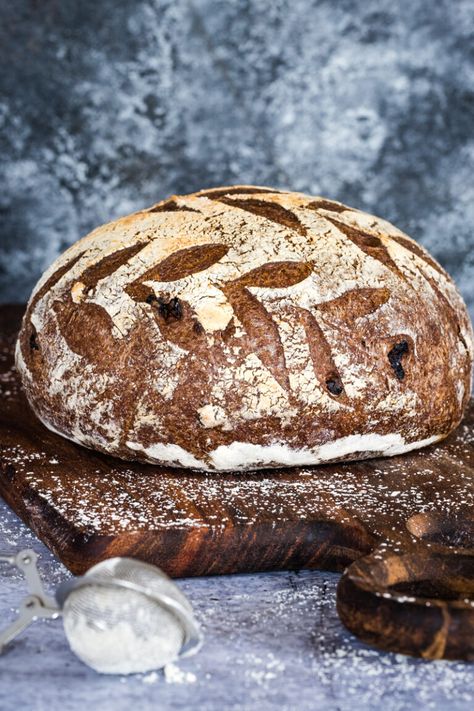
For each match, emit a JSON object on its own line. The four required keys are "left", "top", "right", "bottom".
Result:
{"left": 16, "top": 186, "right": 473, "bottom": 471}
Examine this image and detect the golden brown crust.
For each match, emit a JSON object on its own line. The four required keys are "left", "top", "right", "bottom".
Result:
{"left": 16, "top": 186, "right": 474, "bottom": 471}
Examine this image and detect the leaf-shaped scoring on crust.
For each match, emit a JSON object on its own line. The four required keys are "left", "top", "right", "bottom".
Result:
{"left": 22, "top": 250, "right": 87, "bottom": 362}
{"left": 28, "top": 251, "right": 86, "bottom": 314}
{"left": 316, "top": 287, "right": 391, "bottom": 321}
{"left": 389, "top": 233, "right": 446, "bottom": 276}
{"left": 306, "top": 199, "right": 348, "bottom": 213}
{"left": 125, "top": 244, "right": 230, "bottom": 303}
{"left": 148, "top": 244, "right": 230, "bottom": 283}
{"left": 217, "top": 197, "right": 307, "bottom": 236}
{"left": 199, "top": 186, "right": 284, "bottom": 199}
{"left": 224, "top": 283, "right": 291, "bottom": 392}
{"left": 321, "top": 215, "right": 405, "bottom": 281}
{"left": 80, "top": 243, "right": 149, "bottom": 290}
{"left": 53, "top": 300, "right": 116, "bottom": 363}
{"left": 295, "top": 306, "right": 345, "bottom": 399}
{"left": 148, "top": 200, "right": 200, "bottom": 213}
{"left": 236, "top": 261, "right": 313, "bottom": 289}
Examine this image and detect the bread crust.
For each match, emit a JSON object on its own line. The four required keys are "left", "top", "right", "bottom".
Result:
{"left": 16, "top": 186, "right": 474, "bottom": 471}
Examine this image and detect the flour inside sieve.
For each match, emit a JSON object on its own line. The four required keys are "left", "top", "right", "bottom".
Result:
{"left": 63, "top": 583, "right": 184, "bottom": 674}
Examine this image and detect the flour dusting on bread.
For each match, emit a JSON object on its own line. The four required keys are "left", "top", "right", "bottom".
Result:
{"left": 16, "top": 186, "right": 473, "bottom": 471}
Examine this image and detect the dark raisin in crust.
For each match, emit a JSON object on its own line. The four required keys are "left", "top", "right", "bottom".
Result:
{"left": 157, "top": 296, "right": 183, "bottom": 321}
{"left": 326, "top": 377, "right": 344, "bottom": 396}
{"left": 29, "top": 329, "right": 39, "bottom": 351}
{"left": 145, "top": 294, "right": 183, "bottom": 320}
{"left": 388, "top": 340, "right": 409, "bottom": 380}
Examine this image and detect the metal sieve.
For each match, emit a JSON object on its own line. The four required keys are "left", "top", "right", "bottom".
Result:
{"left": 0, "top": 549, "right": 202, "bottom": 674}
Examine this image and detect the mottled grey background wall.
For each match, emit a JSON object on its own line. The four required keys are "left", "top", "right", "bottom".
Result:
{"left": 1, "top": 0, "right": 473, "bottom": 318}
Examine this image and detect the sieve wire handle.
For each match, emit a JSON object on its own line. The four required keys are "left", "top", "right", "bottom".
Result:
{"left": 0, "top": 595, "right": 60, "bottom": 651}
{"left": 0, "top": 549, "right": 60, "bottom": 653}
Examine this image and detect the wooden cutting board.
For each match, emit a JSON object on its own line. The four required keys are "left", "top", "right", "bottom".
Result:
{"left": 0, "top": 304, "right": 473, "bottom": 577}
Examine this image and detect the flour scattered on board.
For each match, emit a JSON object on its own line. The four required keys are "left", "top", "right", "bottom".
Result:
{"left": 2, "top": 425, "right": 472, "bottom": 542}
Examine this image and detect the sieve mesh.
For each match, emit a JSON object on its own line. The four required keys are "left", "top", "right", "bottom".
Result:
{"left": 60, "top": 558, "right": 195, "bottom": 675}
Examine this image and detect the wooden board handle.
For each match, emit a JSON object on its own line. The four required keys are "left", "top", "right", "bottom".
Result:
{"left": 336, "top": 513, "right": 474, "bottom": 660}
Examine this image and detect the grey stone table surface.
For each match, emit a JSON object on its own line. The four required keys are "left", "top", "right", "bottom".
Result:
{"left": 0, "top": 499, "right": 472, "bottom": 711}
